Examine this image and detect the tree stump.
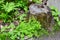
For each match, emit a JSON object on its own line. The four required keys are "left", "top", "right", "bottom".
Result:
{"left": 29, "top": 4, "right": 54, "bottom": 31}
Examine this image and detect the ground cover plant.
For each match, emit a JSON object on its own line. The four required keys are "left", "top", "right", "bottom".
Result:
{"left": 0, "top": 0, "right": 60, "bottom": 40}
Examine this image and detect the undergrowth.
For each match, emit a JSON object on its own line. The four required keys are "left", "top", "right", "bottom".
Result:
{"left": 50, "top": 6, "right": 60, "bottom": 31}
{"left": 0, "top": 14, "right": 48, "bottom": 40}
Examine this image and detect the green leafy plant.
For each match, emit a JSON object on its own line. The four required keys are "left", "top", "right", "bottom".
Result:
{"left": 0, "top": 2, "right": 16, "bottom": 22}
{"left": 0, "top": 0, "right": 28, "bottom": 22}
{"left": 50, "top": 6, "right": 60, "bottom": 31}
{"left": 2, "top": 2, "right": 15, "bottom": 13}
{"left": 33, "top": 0, "right": 42, "bottom": 4}
{"left": 0, "top": 0, "right": 4, "bottom": 4}
{"left": 0, "top": 14, "right": 48, "bottom": 40}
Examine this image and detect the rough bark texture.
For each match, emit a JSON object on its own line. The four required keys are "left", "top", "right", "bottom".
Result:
{"left": 29, "top": 3, "right": 54, "bottom": 31}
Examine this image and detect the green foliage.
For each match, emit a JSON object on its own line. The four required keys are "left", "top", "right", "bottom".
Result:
{"left": 0, "top": 0, "right": 4, "bottom": 4}
{"left": 2, "top": 2, "right": 15, "bottom": 13}
{"left": 0, "top": 0, "right": 42, "bottom": 22}
{"left": 1, "top": 0, "right": 59, "bottom": 40}
{"left": 0, "top": 1, "right": 15, "bottom": 22}
{"left": 50, "top": 6, "right": 60, "bottom": 31}
{"left": 33, "top": 0, "right": 42, "bottom": 4}
{"left": 0, "top": 14, "right": 48, "bottom": 40}
{"left": 0, "top": 0, "right": 27, "bottom": 22}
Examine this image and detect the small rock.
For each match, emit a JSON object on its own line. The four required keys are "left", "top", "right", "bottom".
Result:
{"left": 28, "top": 38, "right": 34, "bottom": 40}
{"left": 13, "top": 20, "right": 19, "bottom": 26}
{"left": 0, "top": 24, "right": 3, "bottom": 31}
{"left": 24, "top": 36, "right": 29, "bottom": 40}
